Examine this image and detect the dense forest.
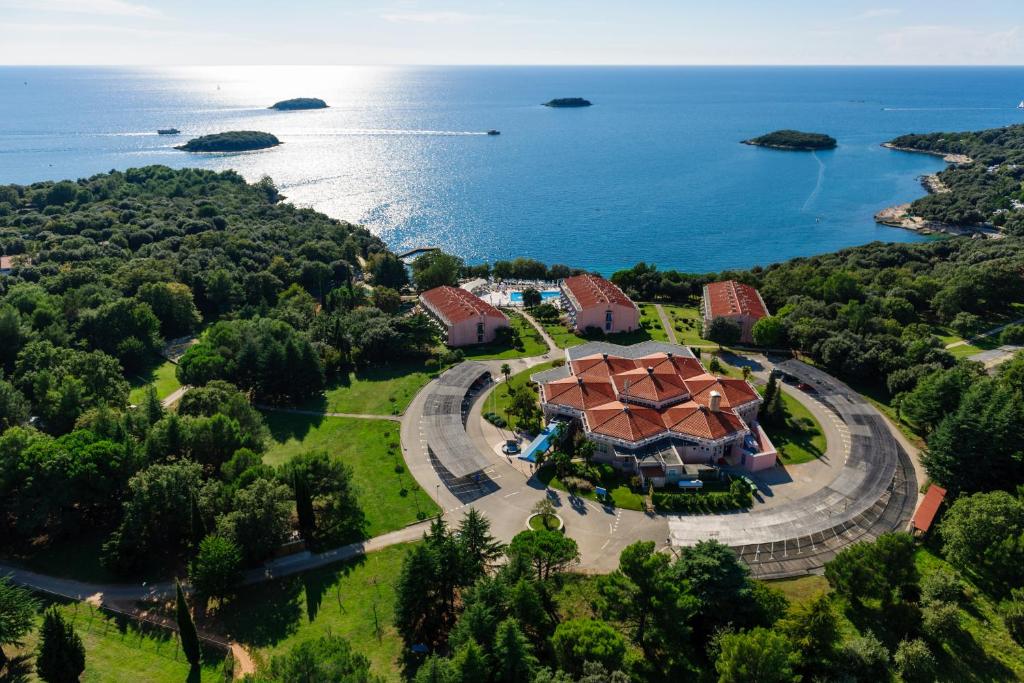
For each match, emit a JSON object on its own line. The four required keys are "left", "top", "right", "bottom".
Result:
{"left": 887, "top": 123, "right": 1024, "bottom": 230}
{"left": 0, "top": 166, "right": 439, "bottom": 581}
{"left": 176, "top": 131, "right": 282, "bottom": 152}
{"left": 743, "top": 129, "right": 837, "bottom": 150}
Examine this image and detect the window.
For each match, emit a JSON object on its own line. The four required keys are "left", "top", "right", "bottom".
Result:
{"left": 605, "top": 310, "right": 613, "bottom": 322}
{"left": 477, "top": 334, "right": 484, "bottom": 343}
{"left": 476, "top": 322, "right": 484, "bottom": 334}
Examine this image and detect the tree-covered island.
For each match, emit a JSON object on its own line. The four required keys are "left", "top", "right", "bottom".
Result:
{"left": 270, "top": 97, "right": 329, "bottom": 110}
{"left": 743, "top": 130, "right": 838, "bottom": 150}
{"left": 543, "top": 97, "right": 593, "bottom": 107}
{"left": 176, "top": 131, "right": 281, "bottom": 152}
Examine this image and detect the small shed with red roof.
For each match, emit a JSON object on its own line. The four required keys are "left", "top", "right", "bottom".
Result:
{"left": 911, "top": 484, "right": 948, "bottom": 536}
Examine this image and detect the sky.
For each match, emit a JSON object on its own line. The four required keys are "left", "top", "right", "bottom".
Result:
{"left": 0, "top": 0, "right": 1022, "bottom": 65}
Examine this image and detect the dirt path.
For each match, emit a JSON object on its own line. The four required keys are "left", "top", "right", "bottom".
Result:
{"left": 161, "top": 385, "right": 189, "bottom": 408}
{"left": 654, "top": 304, "right": 678, "bottom": 344}
{"left": 230, "top": 642, "right": 256, "bottom": 679}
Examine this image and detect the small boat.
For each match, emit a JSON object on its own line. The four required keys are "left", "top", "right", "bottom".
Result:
{"left": 157, "top": 128, "right": 180, "bottom": 135}
{"left": 1018, "top": 101, "right": 1024, "bottom": 109}
{"left": 486, "top": 129, "right": 501, "bottom": 135}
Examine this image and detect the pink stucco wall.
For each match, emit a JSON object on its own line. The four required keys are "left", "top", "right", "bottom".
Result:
{"left": 446, "top": 314, "right": 509, "bottom": 347}
{"left": 572, "top": 302, "right": 639, "bottom": 334}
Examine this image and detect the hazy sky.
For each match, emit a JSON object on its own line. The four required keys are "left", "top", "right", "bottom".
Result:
{"left": 1, "top": 0, "right": 1022, "bottom": 65}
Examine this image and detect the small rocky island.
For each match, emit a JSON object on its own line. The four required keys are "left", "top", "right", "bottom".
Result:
{"left": 743, "top": 130, "right": 837, "bottom": 151}
{"left": 543, "top": 97, "right": 592, "bottom": 108}
{"left": 270, "top": 97, "right": 329, "bottom": 111}
{"left": 176, "top": 131, "right": 281, "bottom": 152}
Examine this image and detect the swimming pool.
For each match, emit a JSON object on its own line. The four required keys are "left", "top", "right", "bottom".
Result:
{"left": 509, "top": 289, "right": 560, "bottom": 303}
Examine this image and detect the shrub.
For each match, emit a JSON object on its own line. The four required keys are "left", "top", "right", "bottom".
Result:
{"left": 839, "top": 631, "right": 889, "bottom": 681}
{"left": 921, "top": 601, "right": 961, "bottom": 641}
{"left": 894, "top": 639, "right": 937, "bottom": 683}
{"left": 1000, "top": 323, "right": 1024, "bottom": 345}
{"left": 920, "top": 566, "right": 964, "bottom": 605}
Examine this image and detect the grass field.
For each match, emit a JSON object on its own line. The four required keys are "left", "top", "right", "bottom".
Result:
{"left": 660, "top": 304, "right": 710, "bottom": 346}
{"left": 218, "top": 544, "right": 412, "bottom": 681}
{"left": 459, "top": 310, "right": 549, "bottom": 360}
{"left": 539, "top": 319, "right": 654, "bottom": 350}
{"left": 770, "top": 388, "right": 827, "bottom": 465}
{"left": 306, "top": 361, "right": 439, "bottom": 416}
{"left": 14, "top": 602, "right": 225, "bottom": 683}
{"left": 766, "top": 574, "right": 831, "bottom": 604}
{"left": 637, "top": 303, "right": 669, "bottom": 342}
{"left": 128, "top": 357, "right": 181, "bottom": 404}
{"left": 263, "top": 413, "right": 439, "bottom": 536}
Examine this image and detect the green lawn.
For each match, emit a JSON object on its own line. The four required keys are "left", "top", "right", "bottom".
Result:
{"left": 218, "top": 544, "right": 412, "bottom": 681}
{"left": 306, "top": 361, "right": 439, "bottom": 416}
{"left": 15, "top": 601, "right": 226, "bottom": 683}
{"left": 128, "top": 357, "right": 181, "bottom": 404}
{"left": 766, "top": 574, "right": 831, "bottom": 605}
{"left": 539, "top": 319, "right": 654, "bottom": 350}
{"left": 263, "top": 413, "right": 439, "bottom": 537}
{"left": 660, "top": 304, "right": 710, "bottom": 346}
{"left": 458, "top": 310, "right": 549, "bottom": 360}
{"left": 769, "top": 388, "right": 827, "bottom": 465}
{"left": 637, "top": 303, "right": 669, "bottom": 342}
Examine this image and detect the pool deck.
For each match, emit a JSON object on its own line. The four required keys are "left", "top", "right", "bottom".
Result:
{"left": 480, "top": 287, "right": 561, "bottom": 308}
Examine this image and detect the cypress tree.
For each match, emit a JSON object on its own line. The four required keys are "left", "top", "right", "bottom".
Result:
{"left": 35, "top": 607, "right": 85, "bottom": 683}
{"left": 293, "top": 468, "right": 315, "bottom": 541}
{"left": 175, "top": 579, "right": 201, "bottom": 667}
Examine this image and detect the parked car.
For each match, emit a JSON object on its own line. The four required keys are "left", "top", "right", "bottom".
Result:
{"left": 739, "top": 475, "right": 758, "bottom": 493}
{"left": 796, "top": 382, "right": 815, "bottom": 392}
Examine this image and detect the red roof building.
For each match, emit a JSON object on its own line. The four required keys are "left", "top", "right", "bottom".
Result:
{"left": 702, "top": 280, "right": 770, "bottom": 344}
{"left": 560, "top": 274, "right": 639, "bottom": 334}
{"left": 419, "top": 286, "right": 509, "bottom": 347}
{"left": 911, "top": 484, "right": 948, "bottom": 535}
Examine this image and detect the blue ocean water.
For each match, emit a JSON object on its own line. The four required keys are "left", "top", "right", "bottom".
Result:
{"left": 2, "top": 65, "right": 1023, "bottom": 273}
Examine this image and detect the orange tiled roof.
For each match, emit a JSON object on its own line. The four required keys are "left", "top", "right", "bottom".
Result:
{"left": 420, "top": 286, "right": 508, "bottom": 325}
{"left": 545, "top": 350, "right": 758, "bottom": 444}
{"left": 562, "top": 274, "right": 635, "bottom": 310}
{"left": 544, "top": 376, "right": 618, "bottom": 410}
{"left": 912, "top": 484, "right": 948, "bottom": 533}
{"left": 705, "top": 280, "right": 768, "bottom": 319}
{"left": 585, "top": 401, "right": 666, "bottom": 441}
{"left": 663, "top": 402, "right": 745, "bottom": 440}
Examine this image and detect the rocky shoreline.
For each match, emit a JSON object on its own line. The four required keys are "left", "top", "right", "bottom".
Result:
{"left": 875, "top": 143, "right": 998, "bottom": 237}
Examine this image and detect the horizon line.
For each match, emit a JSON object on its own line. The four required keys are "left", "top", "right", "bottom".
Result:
{"left": 3, "top": 63, "right": 1024, "bottom": 68}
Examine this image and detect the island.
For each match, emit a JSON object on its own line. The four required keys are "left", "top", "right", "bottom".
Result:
{"left": 742, "top": 130, "right": 837, "bottom": 151}
{"left": 175, "top": 131, "right": 281, "bottom": 152}
{"left": 543, "top": 97, "right": 592, "bottom": 108}
{"left": 269, "top": 97, "right": 329, "bottom": 111}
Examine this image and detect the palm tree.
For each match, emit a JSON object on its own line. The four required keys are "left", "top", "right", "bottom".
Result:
{"left": 741, "top": 366, "right": 752, "bottom": 381}
{"left": 501, "top": 363, "right": 512, "bottom": 384}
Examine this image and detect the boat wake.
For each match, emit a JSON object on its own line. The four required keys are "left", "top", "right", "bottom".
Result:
{"left": 288, "top": 129, "right": 489, "bottom": 137}
{"left": 882, "top": 107, "right": 1005, "bottom": 111}
{"left": 802, "top": 151, "right": 825, "bottom": 212}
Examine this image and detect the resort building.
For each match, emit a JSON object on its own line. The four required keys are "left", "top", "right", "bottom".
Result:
{"left": 560, "top": 274, "right": 639, "bottom": 334}
{"left": 531, "top": 341, "right": 776, "bottom": 485}
{"left": 702, "top": 280, "right": 770, "bottom": 345}
{"left": 419, "top": 286, "right": 509, "bottom": 347}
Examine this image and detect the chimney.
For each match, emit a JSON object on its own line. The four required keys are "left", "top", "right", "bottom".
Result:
{"left": 666, "top": 352, "right": 673, "bottom": 359}
{"left": 577, "top": 377, "right": 584, "bottom": 386}
{"left": 646, "top": 366, "right": 654, "bottom": 375}
{"left": 602, "top": 353, "right": 609, "bottom": 361}
{"left": 709, "top": 390, "right": 721, "bottom": 413}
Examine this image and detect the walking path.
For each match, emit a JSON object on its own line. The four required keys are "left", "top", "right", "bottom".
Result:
{"left": 161, "top": 385, "right": 189, "bottom": 408}
{"left": 945, "top": 315, "right": 1024, "bottom": 349}
{"left": 654, "top": 304, "right": 678, "bottom": 344}
{"left": 256, "top": 406, "right": 402, "bottom": 422}
{"left": 520, "top": 309, "right": 559, "bottom": 352}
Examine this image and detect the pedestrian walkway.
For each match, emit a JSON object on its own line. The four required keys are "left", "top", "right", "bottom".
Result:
{"left": 654, "top": 304, "right": 678, "bottom": 344}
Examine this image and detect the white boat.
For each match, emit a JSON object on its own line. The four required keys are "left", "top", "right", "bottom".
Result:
{"left": 1018, "top": 100, "right": 1024, "bottom": 109}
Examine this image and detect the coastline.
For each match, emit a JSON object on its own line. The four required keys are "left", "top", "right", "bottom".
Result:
{"left": 875, "top": 143, "right": 998, "bottom": 238}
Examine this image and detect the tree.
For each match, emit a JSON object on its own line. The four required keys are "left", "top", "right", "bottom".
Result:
{"left": 900, "top": 364, "right": 979, "bottom": 434}
{"left": 838, "top": 631, "right": 889, "bottom": 682}
{"left": 412, "top": 252, "right": 463, "bottom": 292}
{"left": 0, "top": 576, "right": 39, "bottom": 673}
{"left": 752, "top": 316, "right": 787, "bottom": 348}
{"left": 0, "top": 379, "right": 29, "bottom": 433}
{"left": 451, "top": 638, "right": 488, "bottom": 683}
{"left": 279, "top": 450, "right": 365, "bottom": 547}
{"left": 458, "top": 508, "right": 504, "bottom": 582}
{"left": 706, "top": 317, "right": 741, "bottom": 348}
{"left": 551, "top": 619, "right": 626, "bottom": 676}
{"left": 372, "top": 286, "right": 402, "bottom": 314}
{"left": 493, "top": 619, "right": 536, "bottom": 683}
{"left": 501, "top": 363, "right": 512, "bottom": 384}
{"left": 368, "top": 252, "right": 409, "bottom": 290}
{"left": 394, "top": 543, "right": 446, "bottom": 649}
{"left": 671, "top": 540, "right": 754, "bottom": 635}
{"left": 35, "top": 608, "right": 85, "bottom": 683}
{"left": 778, "top": 595, "right": 839, "bottom": 674}
{"left": 137, "top": 281, "right": 202, "bottom": 337}
{"left": 940, "top": 490, "right": 1024, "bottom": 591}
{"left": 598, "top": 541, "right": 676, "bottom": 654}
{"left": 921, "top": 600, "right": 961, "bottom": 642}
{"left": 521, "top": 288, "right": 542, "bottom": 308}
{"left": 189, "top": 535, "right": 243, "bottom": 604}
{"left": 507, "top": 530, "right": 580, "bottom": 581}
{"left": 715, "top": 627, "right": 798, "bottom": 683}
{"left": 265, "top": 634, "right": 375, "bottom": 682}
{"left": 175, "top": 580, "right": 201, "bottom": 668}
{"left": 893, "top": 638, "right": 937, "bottom": 683}
{"left": 215, "top": 478, "right": 293, "bottom": 563}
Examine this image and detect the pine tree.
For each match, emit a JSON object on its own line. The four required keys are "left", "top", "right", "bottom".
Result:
{"left": 141, "top": 385, "right": 164, "bottom": 426}
{"left": 493, "top": 619, "right": 537, "bottom": 683}
{"left": 457, "top": 508, "right": 504, "bottom": 583}
{"left": 452, "top": 639, "right": 488, "bottom": 683}
{"left": 175, "top": 579, "right": 201, "bottom": 667}
{"left": 35, "top": 608, "right": 85, "bottom": 683}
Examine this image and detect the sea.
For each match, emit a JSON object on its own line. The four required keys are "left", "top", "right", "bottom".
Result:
{"left": 2, "top": 65, "right": 1023, "bottom": 274}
